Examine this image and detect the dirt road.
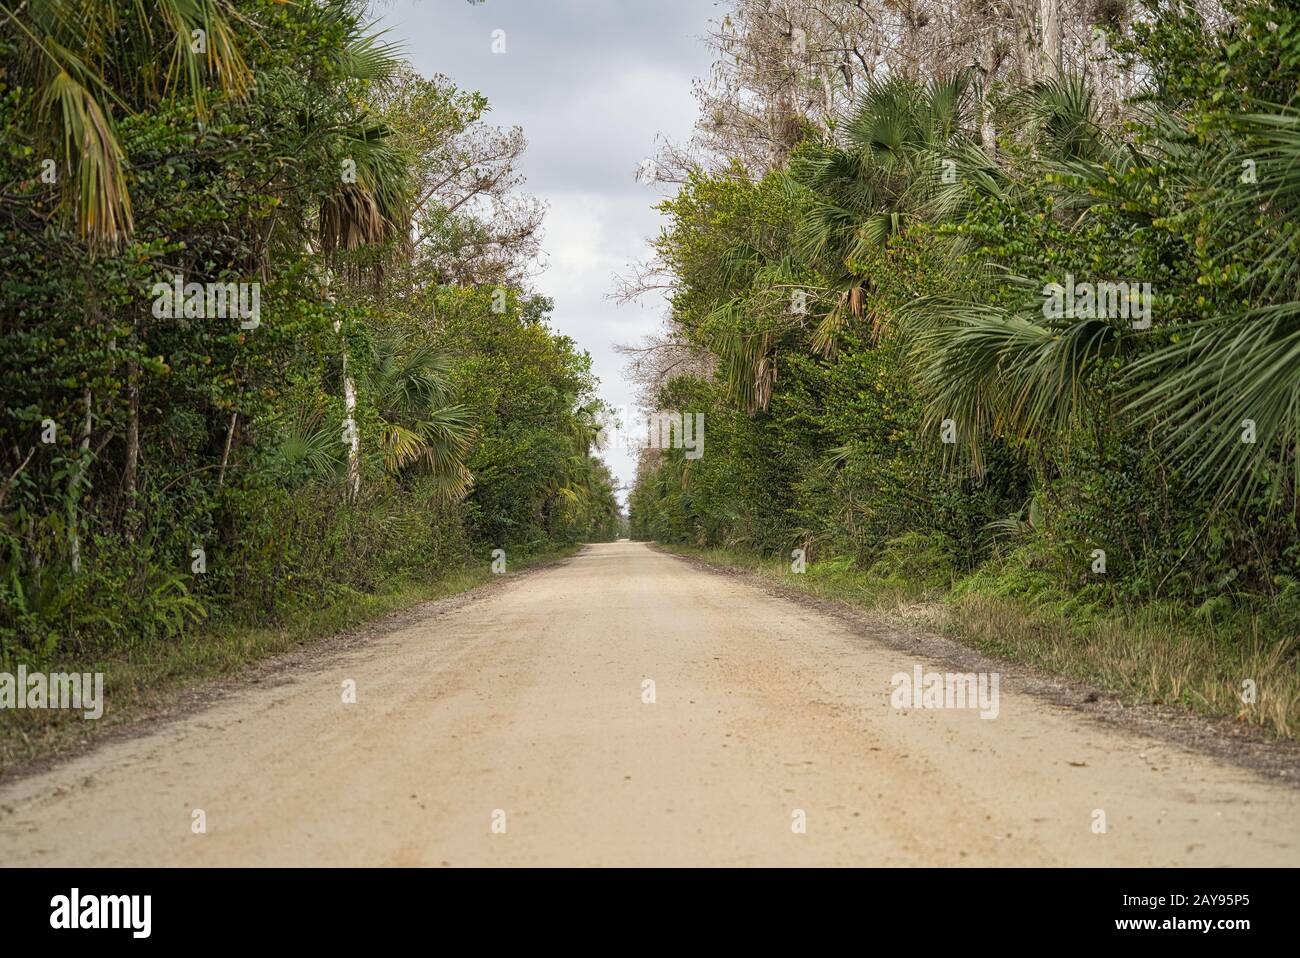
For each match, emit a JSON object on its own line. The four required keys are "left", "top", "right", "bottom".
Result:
{"left": 2, "top": 541, "right": 1297, "bottom": 866}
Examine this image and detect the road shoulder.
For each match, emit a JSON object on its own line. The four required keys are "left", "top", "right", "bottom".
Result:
{"left": 0, "top": 550, "right": 579, "bottom": 784}
{"left": 656, "top": 543, "right": 1300, "bottom": 788}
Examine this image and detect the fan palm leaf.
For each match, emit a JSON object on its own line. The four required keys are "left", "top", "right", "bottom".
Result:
{"left": 4, "top": 0, "right": 253, "bottom": 247}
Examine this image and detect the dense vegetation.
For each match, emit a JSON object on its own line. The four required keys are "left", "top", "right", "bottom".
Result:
{"left": 0, "top": 0, "right": 619, "bottom": 668}
{"left": 629, "top": 0, "right": 1300, "bottom": 734}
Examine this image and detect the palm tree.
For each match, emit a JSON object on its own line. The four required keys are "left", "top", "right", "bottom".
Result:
{"left": 303, "top": 17, "right": 414, "bottom": 502}
{"left": 365, "top": 330, "right": 475, "bottom": 503}
{"left": 3, "top": 1, "right": 409, "bottom": 255}
{"left": 885, "top": 74, "right": 1136, "bottom": 471}
{"left": 699, "top": 73, "right": 993, "bottom": 415}
{"left": 318, "top": 128, "right": 411, "bottom": 256}
{"left": 1122, "top": 104, "right": 1300, "bottom": 504}
{"left": 789, "top": 72, "right": 993, "bottom": 354}
{"left": 892, "top": 77, "right": 1300, "bottom": 507}
{"left": 2, "top": 0, "right": 253, "bottom": 248}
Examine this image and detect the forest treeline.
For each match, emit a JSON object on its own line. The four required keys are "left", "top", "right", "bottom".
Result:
{"left": 627, "top": 1, "right": 1300, "bottom": 731}
{"left": 0, "top": 0, "right": 619, "bottom": 664}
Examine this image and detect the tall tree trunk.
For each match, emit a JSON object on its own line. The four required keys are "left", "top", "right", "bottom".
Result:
{"left": 1038, "top": 0, "right": 1062, "bottom": 79}
{"left": 1015, "top": 0, "right": 1039, "bottom": 84}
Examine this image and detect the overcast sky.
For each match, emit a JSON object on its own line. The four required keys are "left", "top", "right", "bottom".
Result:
{"left": 376, "top": 0, "right": 718, "bottom": 504}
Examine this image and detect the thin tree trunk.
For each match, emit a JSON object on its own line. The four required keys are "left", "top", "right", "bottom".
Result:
{"left": 218, "top": 411, "right": 237, "bottom": 487}
{"left": 980, "top": 34, "right": 999, "bottom": 156}
{"left": 70, "top": 388, "right": 91, "bottom": 574}
{"left": 342, "top": 350, "right": 360, "bottom": 502}
{"left": 124, "top": 357, "right": 139, "bottom": 504}
{"left": 325, "top": 270, "right": 360, "bottom": 502}
{"left": 902, "top": 1, "right": 920, "bottom": 80}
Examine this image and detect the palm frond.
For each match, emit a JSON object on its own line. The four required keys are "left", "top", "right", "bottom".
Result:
{"left": 336, "top": 26, "right": 405, "bottom": 83}
{"left": 905, "top": 295, "right": 1122, "bottom": 471}
{"left": 1124, "top": 302, "right": 1300, "bottom": 503}
{"left": 321, "top": 126, "right": 412, "bottom": 254}
{"left": 45, "top": 69, "right": 132, "bottom": 248}
{"left": 274, "top": 405, "right": 344, "bottom": 480}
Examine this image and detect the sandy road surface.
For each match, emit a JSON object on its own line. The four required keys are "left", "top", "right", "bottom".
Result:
{"left": 1, "top": 541, "right": 1297, "bottom": 866}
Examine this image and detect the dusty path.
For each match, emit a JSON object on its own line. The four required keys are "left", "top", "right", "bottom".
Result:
{"left": 1, "top": 540, "right": 1297, "bottom": 866}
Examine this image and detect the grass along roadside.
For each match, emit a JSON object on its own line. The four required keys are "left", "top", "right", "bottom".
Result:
{"left": 0, "top": 546, "right": 582, "bottom": 774}
{"left": 657, "top": 544, "right": 1300, "bottom": 742}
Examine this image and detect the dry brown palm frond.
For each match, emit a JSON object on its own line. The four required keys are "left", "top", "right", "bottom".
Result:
{"left": 46, "top": 70, "right": 132, "bottom": 249}
{"left": 319, "top": 185, "right": 388, "bottom": 253}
